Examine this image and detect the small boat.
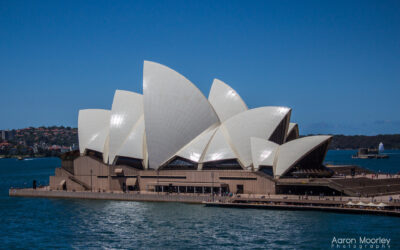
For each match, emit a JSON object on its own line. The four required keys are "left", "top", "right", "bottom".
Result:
{"left": 352, "top": 146, "right": 389, "bottom": 159}
{"left": 379, "top": 142, "right": 384, "bottom": 152}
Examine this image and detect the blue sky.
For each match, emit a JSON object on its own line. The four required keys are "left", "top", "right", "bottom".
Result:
{"left": 0, "top": 0, "right": 399, "bottom": 135}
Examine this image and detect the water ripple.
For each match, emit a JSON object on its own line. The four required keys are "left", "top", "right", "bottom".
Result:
{"left": 1, "top": 157, "right": 400, "bottom": 249}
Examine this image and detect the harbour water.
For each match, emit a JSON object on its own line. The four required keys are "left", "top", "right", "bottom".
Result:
{"left": 1, "top": 150, "right": 400, "bottom": 249}
{"left": 325, "top": 149, "right": 400, "bottom": 174}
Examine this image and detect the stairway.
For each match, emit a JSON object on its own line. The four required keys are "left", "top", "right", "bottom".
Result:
{"left": 68, "top": 175, "right": 91, "bottom": 191}
{"left": 326, "top": 179, "right": 360, "bottom": 196}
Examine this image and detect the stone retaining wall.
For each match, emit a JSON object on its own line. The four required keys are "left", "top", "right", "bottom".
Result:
{"left": 9, "top": 188, "right": 226, "bottom": 203}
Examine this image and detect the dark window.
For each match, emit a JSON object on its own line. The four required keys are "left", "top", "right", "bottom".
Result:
{"left": 160, "top": 157, "right": 197, "bottom": 170}
{"left": 127, "top": 181, "right": 139, "bottom": 191}
{"left": 86, "top": 149, "right": 104, "bottom": 161}
{"left": 140, "top": 175, "right": 186, "bottom": 179}
{"left": 115, "top": 157, "right": 144, "bottom": 170}
{"left": 276, "top": 185, "right": 344, "bottom": 196}
{"left": 259, "top": 166, "right": 273, "bottom": 176}
{"left": 236, "top": 184, "right": 244, "bottom": 194}
{"left": 219, "top": 177, "right": 257, "bottom": 180}
{"left": 195, "top": 187, "right": 203, "bottom": 193}
{"left": 111, "top": 175, "right": 138, "bottom": 179}
{"left": 203, "top": 159, "right": 242, "bottom": 170}
{"left": 221, "top": 185, "right": 230, "bottom": 194}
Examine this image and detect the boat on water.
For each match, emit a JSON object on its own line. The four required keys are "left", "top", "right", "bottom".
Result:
{"left": 379, "top": 142, "right": 384, "bottom": 152}
{"left": 352, "top": 143, "right": 389, "bottom": 159}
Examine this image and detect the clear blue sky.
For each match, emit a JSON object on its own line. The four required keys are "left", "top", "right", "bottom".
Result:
{"left": 1, "top": 0, "right": 399, "bottom": 135}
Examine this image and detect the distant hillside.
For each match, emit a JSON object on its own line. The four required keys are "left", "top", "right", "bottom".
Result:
{"left": 0, "top": 126, "right": 78, "bottom": 157}
{"left": 2, "top": 126, "right": 400, "bottom": 158}
{"left": 328, "top": 134, "right": 400, "bottom": 150}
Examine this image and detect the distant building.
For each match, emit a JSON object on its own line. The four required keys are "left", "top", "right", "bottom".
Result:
{"left": 1, "top": 130, "right": 15, "bottom": 141}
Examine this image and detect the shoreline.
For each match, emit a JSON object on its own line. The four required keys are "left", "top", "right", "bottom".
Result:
{"left": 0, "top": 155, "right": 48, "bottom": 159}
{"left": 9, "top": 187, "right": 400, "bottom": 217}
{"left": 1, "top": 148, "right": 399, "bottom": 159}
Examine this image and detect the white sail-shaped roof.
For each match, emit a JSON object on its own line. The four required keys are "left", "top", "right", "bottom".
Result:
{"left": 143, "top": 61, "right": 220, "bottom": 169}
{"left": 75, "top": 61, "right": 333, "bottom": 173}
{"left": 78, "top": 109, "right": 110, "bottom": 163}
{"left": 108, "top": 90, "right": 143, "bottom": 164}
{"left": 222, "top": 106, "right": 291, "bottom": 169}
{"left": 285, "top": 122, "right": 299, "bottom": 142}
{"left": 288, "top": 123, "right": 297, "bottom": 133}
{"left": 176, "top": 124, "right": 219, "bottom": 163}
{"left": 208, "top": 79, "right": 248, "bottom": 122}
{"left": 202, "top": 125, "right": 238, "bottom": 163}
{"left": 274, "top": 135, "right": 332, "bottom": 177}
{"left": 115, "top": 115, "right": 146, "bottom": 161}
{"left": 250, "top": 137, "right": 279, "bottom": 171}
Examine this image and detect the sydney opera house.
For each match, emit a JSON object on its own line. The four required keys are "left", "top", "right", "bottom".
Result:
{"left": 49, "top": 61, "right": 336, "bottom": 195}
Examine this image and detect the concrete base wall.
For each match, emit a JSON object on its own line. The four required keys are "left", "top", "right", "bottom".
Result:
{"left": 49, "top": 156, "right": 276, "bottom": 195}
{"left": 9, "top": 188, "right": 221, "bottom": 203}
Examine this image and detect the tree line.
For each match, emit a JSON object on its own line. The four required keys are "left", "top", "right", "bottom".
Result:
{"left": 325, "top": 134, "right": 400, "bottom": 149}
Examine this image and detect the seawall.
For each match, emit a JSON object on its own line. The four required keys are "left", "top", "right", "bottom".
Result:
{"left": 9, "top": 187, "right": 400, "bottom": 217}
{"left": 9, "top": 188, "right": 218, "bottom": 203}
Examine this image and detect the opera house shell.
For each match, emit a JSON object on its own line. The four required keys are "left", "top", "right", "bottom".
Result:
{"left": 51, "top": 61, "right": 333, "bottom": 194}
